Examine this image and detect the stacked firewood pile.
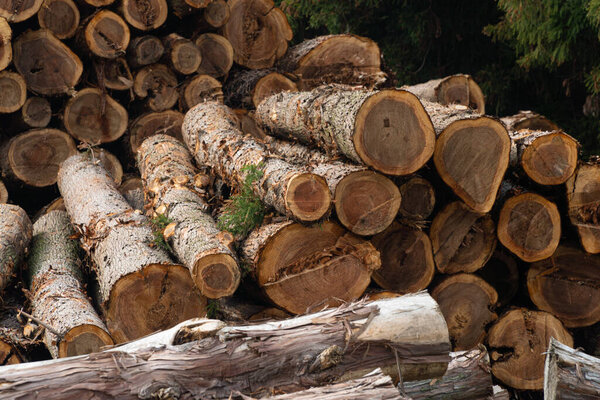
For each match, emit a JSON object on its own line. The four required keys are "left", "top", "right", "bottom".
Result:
{"left": 0, "top": 0, "right": 598, "bottom": 398}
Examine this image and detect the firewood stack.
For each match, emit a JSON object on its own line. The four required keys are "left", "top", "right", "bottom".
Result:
{"left": 0, "top": 1, "right": 598, "bottom": 398}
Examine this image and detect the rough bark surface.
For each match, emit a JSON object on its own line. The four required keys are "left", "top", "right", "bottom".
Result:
{"left": 0, "top": 204, "right": 31, "bottom": 293}
{"left": 183, "top": 102, "right": 331, "bottom": 222}
{"left": 0, "top": 293, "right": 451, "bottom": 399}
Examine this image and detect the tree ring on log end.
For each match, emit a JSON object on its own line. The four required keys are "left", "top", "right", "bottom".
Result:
{"left": 106, "top": 264, "right": 206, "bottom": 343}
{"left": 252, "top": 72, "right": 297, "bottom": 108}
{"left": 194, "top": 253, "right": 240, "bottom": 299}
{"left": 122, "top": 0, "right": 168, "bottom": 31}
{"left": 129, "top": 111, "right": 184, "bottom": 154}
{"left": 85, "top": 10, "right": 130, "bottom": 59}
{"left": 0, "top": 71, "right": 26, "bottom": 113}
{"left": 21, "top": 97, "right": 51, "bottom": 128}
{"left": 521, "top": 132, "right": 579, "bottom": 185}
{"left": 436, "top": 75, "right": 485, "bottom": 114}
{"left": 335, "top": 170, "right": 401, "bottom": 236}
{"left": 37, "top": 0, "right": 80, "bottom": 40}
{"left": 0, "top": 0, "right": 43, "bottom": 22}
{"left": 354, "top": 90, "right": 435, "bottom": 175}
{"left": 0, "top": 180, "right": 7, "bottom": 203}
{"left": 58, "top": 324, "right": 114, "bottom": 358}
{"left": 284, "top": 173, "right": 331, "bottom": 222}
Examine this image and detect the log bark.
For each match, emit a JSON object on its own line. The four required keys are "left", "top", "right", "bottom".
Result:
{"left": 19, "top": 97, "right": 51, "bottom": 128}
{"left": 477, "top": 248, "right": 519, "bottom": 307}
{"left": 34, "top": 197, "right": 66, "bottom": 220}
{"left": 0, "top": 180, "right": 7, "bottom": 203}
{"left": 183, "top": 102, "right": 332, "bottom": 222}
{"left": 497, "top": 191, "right": 561, "bottom": 262}
{"left": 28, "top": 210, "right": 114, "bottom": 358}
{"left": 0, "top": 0, "right": 43, "bottom": 22}
{"left": 94, "top": 57, "right": 133, "bottom": 91}
{"left": 13, "top": 29, "right": 83, "bottom": 96}
{"left": 0, "top": 293, "right": 451, "bottom": 398}
{"left": 1, "top": 128, "right": 77, "bottom": 188}
{"left": 432, "top": 274, "right": 498, "bottom": 351}
{"left": 509, "top": 129, "right": 579, "bottom": 185}
{"left": 83, "top": 10, "right": 130, "bottom": 59}
{"left": 222, "top": 0, "right": 292, "bottom": 69}
{"left": 121, "top": 0, "right": 168, "bottom": 31}
{"left": 370, "top": 222, "right": 435, "bottom": 294}
{"left": 133, "top": 63, "right": 179, "bottom": 112}
{"left": 501, "top": 110, "right": 559, "bottom": 132}
{"left": 424, "top": 101, "right": 510, "bottom": 213}
{"left": 402, "top": 74, "right": 486, "bottom": 114}
{"left": 263, "top": 137, "right": 400, "bottom": 235}
{"left": 63, "top": 88, "right": 128, "bottom": 144}
{"left": 37, "top": 0, "right": 80, "bottom": 40}
{"left": 397, "top": 176, "right": 436, "bottom": 221}
{"left": 194, "top": 33, "right": 233, "bottom": 77}
{"left": 224, "top": 69, "right": 298, "bottom": 109}
{"left": 162, "top": 33, "right": 202, "bottom": 75}
{"left": 402, "top": 347, "right": 494, "bottom": 399}
{"left": 57, "top": 153, "right": 206, "bottom": 343}
{"left": 180, "top": 74, "right": 223, "bottom": 110}
{"left": 566, "top": 159, "right": 600, "bottom": 253}
{"left": 127, "top": 35, "right": 164, "bottom": 68}
{"left": 255, "top": 87, "right": 436, "bottom": 176}
{"left": 94, "top": 148, "right": 123, "bottom": 185}
{"left": 486, "top": 308, "right": 573, "bottom": 390}
{"left": 429, "top": 201, "right": 496, "bottom": 274}
{"left": 241, "top": 220, "right": 381, "bottom": 314}
{"left": 0, "top": 71, "right": 26, "bottom": 114}
{"left": 0, "top": 17, "right": 10, "bottom": 72}
{"left": 0, "top": 294, "right": 41, "bottom": 366}
{"left": 137, "top": 134, "right": 241, "bottom": 299}
{"left": 0, "top": 204, "right": 32, "bottom": 293}
{"left": 278, "top": 34, "right": 387, "bottom": 90}
{"left": 544, "top": 338, "right": 600, "bottom": 400}
{"left": 129, "top": 110, "right": 184, "bottom": 154}
{"left": 118, "top": 175, "right": 144, "bottom": 211}
{"left": 527, "top": 245, "right": 600, "bottom": 328}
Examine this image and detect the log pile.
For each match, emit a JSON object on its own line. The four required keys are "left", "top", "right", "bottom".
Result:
{"left": 0, "top": 1, "right": 598, "bottom": 398}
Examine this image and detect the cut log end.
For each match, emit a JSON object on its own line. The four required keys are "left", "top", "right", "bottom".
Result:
{"left": 203, "top": 0, "right": 229, "bottom": 28}
{"left": 106, "top": 263, "right": 207, "bottom": 343}
{"left": 194, "top": 33, "right": 233, "bottom": 77}
{"left": 521, "top": 131, "right": 579, "bottom": 185}
{"left": 0, "top": 17, "right": 11, "bottom": 72}
{"left": 121, "top": 0, "right": 168, "bottom": 31}
{"left": 194, "top": 253, "right": 240, "bottom": 299}
{"left": 285, "top": 173, "right": 331, "bottom": 222}
{"left": 437, "top": 74, "right": 486, "bottom": 114}
{"left": 58, "top": 324, "right": 114, "bottom": 358}
{"left": 38, "top": 0, "right": 80, "bottom": 40}
{"left": 566, "top": 162, "right": 600, "bottom": 253}
{"left": 354, "top": 90, "right": 435, "bottom": 175}
{"left": 498, "top": 192, "right": 561, "bottom": 262}
{"left": 164, "top": 34, "right": 202, "bottom": 75}
{"left": 181, "top": 74, "right": 223, "bottom": 110}
{"left": 0, "top": 0, "right": 43, "bottom": 22}
{"left": 398, "top": 176, "right": 435, "bottom": 220}
{"left": 252, "top": 72, "right": 297, "bottom": 108}
{"left": 0, "top": 71, "right": 26, "bottom": 113}
{"left": 129, "top": 110, "right": 184, "bottom": 154}
{"left": 96, "top": 58, "right": 133, "bottom": 91}
{"left": 133, "top": 64, "right": 178, "bottom": 112}
{"left": 21, "top": 97, "right": 52, "bottom": 128}
{"left": 0, "top": 180, "right": 7, "bottom": 203}
{"left": 335, "top": 170, "right": 401, "bottom": 236}
{"left": 127, "top": 35, "right": 164, "bottom": 68}
{"left": 85, "top": 10, "right": 130, "bottom": 59}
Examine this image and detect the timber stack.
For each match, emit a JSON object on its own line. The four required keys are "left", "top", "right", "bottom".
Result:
{"left": 0, "top": 1, "right": 597, "bottom": 399}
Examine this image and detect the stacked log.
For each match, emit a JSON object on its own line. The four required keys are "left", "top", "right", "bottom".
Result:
{"left": 0, "top": 204, "right": 32, "bottom": 293}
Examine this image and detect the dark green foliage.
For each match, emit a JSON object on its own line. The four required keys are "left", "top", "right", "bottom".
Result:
{"left": 217, "top": 164, "right": 266, "bottom": 238}
{"left": 149, "top": 214, "right": 173, "bottom": 252}
{"left": 206, "top": 299, "right": 220, "bottom": 319}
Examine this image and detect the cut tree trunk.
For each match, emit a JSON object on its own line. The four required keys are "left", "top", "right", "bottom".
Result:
{"left": 137, "top": 134, "right": 240, "bottom": 299}
{"left": 224, "top": 69, "right": 298, "bottom": 109}
{"left": 162, "top": 33, "right": 202, "bottom": 75}
{"left": 0, "top": 180, "right": 7, "bottom": 203}
{"left": 133, "top": 63, "right": 179, "bottom": 112}
{"left": 203, "top": 0, "right": 229, "bottom": 28}
{"left": 0, "top": 0, "right": 43, "bottom": 22}
{"left": 501, "top": 110, "right": 559, "bottom": 132}
{"left": 509, "top": 129, "right": 579, "bottom": 185}
{"left": 194, "top": 33, "right": 233, "bottom": 77}
{"left": 402, "top": 347, "right": 494, "bottom": 399}
{"left": 255, "top": 87, "right": 436, "bottom": 176}
{"left": 94, "top": 57, "right": 133, "bottom": 91}
{"left": 528, "top": 245, "right": 600, "bottom": 328}
{"left": 183, "top": 102, "right": 332, "bottom": 222}
{"left": 118, "top": 175, "right": 144, "bottom": 211}
{"left": 263, "top": 137, "right": 400, "bottom": 236}
{"left": 18, "top": 97, "right": 52, "bottom": 128}
{"left": 13, "top": 29, "right": 83, "bottom": 96}
{"left": 0, "top": 293, "right": 451, "bottom": 398}
{"left": 241, "top": 220, "right": 381, "bottom": 314}
{"left": 0, "top": 293, "right": 42, "bottom": 366}
{"left": 432, "top": 274, "right": 498, "bottom": 351}
{"left": 397, "top": 176, "right": 436, "bottom": 221}
{"left": 57, "top": 153, "right": 206, "bottom": 343}
{"left": 424, "top": 101, "right": 510, "bottom": 213}
{"left": 222, "top": 0, "right": 292, "bottom": 69}
{"left": 128, "top": 110, "right": 184, "bottom": 154}
{"left": 1, "top": 128, "right": 77, "bottom": 188}
{"left": 180, "top": 74, "right": 223, "bottom": 110}
{"left": 63, "top": 88, "right": 128, "bottom": 144}
{"left": 370, "top": 222, "right": 435, "bottom": 294}
{"left": 37, "top": 0, "right": 80, "bottom": 40}
{"left": 121, "top": 0, "right": 168, "bottom": 31}
{"left": 477, "top": 248, "right": 519, "bottom": 307}
{"left": 28, "top": 210, "right": 114, "bottom": 358}
{"left": 277, "top": 34, "right": 387, "bottom": 90}
{"left": 83, "top": 10, "right": 130, "bottom": 59}
{"left": 127, "top": 35, "right": 164, "bottom": 68}
{"left": 0, "top": 71, "right": 26, "bottom": 114}
{"left": 566, "top": 159, "right": 600, "bottom": 254}
{"left": 93, "top": 148, "right": 123, "bottom": 185}
{"left": 497, "top": 191, "right": 561, "bottom": 262}
{"left": 429, "top": 201, "right": 496, "bottom": 274}
{"left": 0, "top": 17, "right": 11, "bottom": 72}
{"left": 544, "top": 338, "right": 600, "bottom": 400}
{"left": 0, "top": 204, "right": 32, "bottom": 292}
{"left": 402, "top": 74, "right": 486, "bottom": 114}
{"left": 486, "top": 308, "right": 573, "bottom": 390}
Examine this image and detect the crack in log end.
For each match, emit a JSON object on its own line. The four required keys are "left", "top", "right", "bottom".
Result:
{"left": 489, "top": 346, "right": 516, "bottom": 363}
{"left": 134, "top": 0, "right": 156, "bottom": 27}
